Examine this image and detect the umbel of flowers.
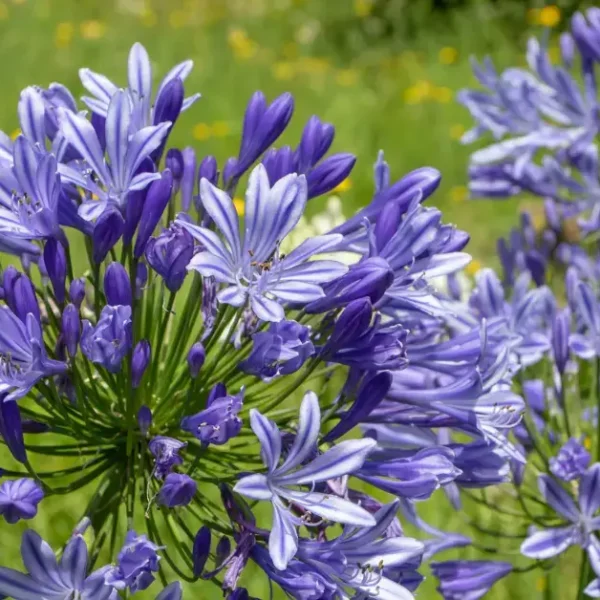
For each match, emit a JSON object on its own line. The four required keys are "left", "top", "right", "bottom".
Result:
{"left": 0, "top": 36, "right": 564, "bottom": 599}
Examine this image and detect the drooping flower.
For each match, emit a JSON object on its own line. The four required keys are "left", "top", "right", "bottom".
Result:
{"left": 0, "top": 530, "right": 117, "bottom": 600}
{"left": 234, "top": 391, "right": 376, "bottom": 570}
{"left": 149, "top": 436, "right": 187, "bottom": 479}
{"left": 0, "top": 478, "right": 44, "bottom": 524}
{"left": 158, "top": 473, "right": 197, "bottom": 508}
{"left": 177, "top": 164, "right": 347, "bottom": 322}
{"left": 431, "top": 560, "right": 512, "bottom": 600}
{"left": 550, "top": 438, "right": 591, "bottom": 482}
{"left": 104, "top": 530, "right": 161, "bottom": 593}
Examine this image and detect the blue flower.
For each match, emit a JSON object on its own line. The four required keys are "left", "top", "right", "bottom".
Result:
{"left": 0, "top": 530, "right": 117, "bottom": 600}
{"left": 181, "top": 384, "right": 243, "bottom": 446}
{"left": 550, "top": 438, "right": 591, "bottom": 482}
{"left": 177, "top": 164, "right": 347, "bottom": 322}
{"left": 0, "top": 307, "right": 66, "bottom": 401}
{"left": 240, "top": 320, "right": 314, "bottom": 380}
{"left": 0, "top": 478, "right": 43, "bottom": 524}
{"left": 521, "top": 464, "right": 600, "bottom": 560}
{"left": 234, "top": 391, "right": 376, "bottom": 570}
{"left": 57, "top": 90, "right": 170, "bottom": 219}
{"left": 104, "top": 530, "right": 161, "bottom": 593}
{"left": 148, "top": 436, "right": 186, "bottom": 479}
{"left": 431, "top": 560, "right": 512, "bottom": 600}
{"left": 79, "top": 42, "right": 200, "bottom": 132}
{"left": 570, "top": 280, "right": 600, "bottom": 358}
{"left": 80, "top": 305, "right": 132, "bottom": 373}
{"left": 158, "top": 473, "right": 197, "bottom": 508}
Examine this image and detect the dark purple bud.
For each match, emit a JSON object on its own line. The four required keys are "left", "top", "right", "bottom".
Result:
{"left": 216, "top": 536, "right": 231, "bottom": 569}
{"left": 374, "top": 150, "right": 390, "bottom": 193}
{"left": 296, "top": 115, "right": 335, "bottom": 173}
{"left": 91, "top": 112, "right": 106, "bottom": 151}
{"left": 180, "top": 147, "right": 197, "bottom": 212}
{"left": 234, "top": 91, "right": 294, "bottom": 179}
{"left": 553, "top": 308, "right": 570, "bottom": 374}
{"left": 198, "top": 155, "right": 218, "bottom": 186}
{"left": 145, "top": 224, "right": 194, "bottom": 292}
{"left": 327, "top": 298, "right": 372, "bottom": 350}
{"left": 374, "top": 201, "right": 403, "bottom": 251}
{"left": 261, "top": 146, "right": 296, "bottom": 184}
{"left": 69, "top": 278, "right": 86, "bottom": 306}
{"left": 158, "top": 473, "right": 197, "bottom": 507}
{"left": 193, "top": 526, "right": 211, "bottom": 577}
{"left": 560, "top": 32, "right": 575, "bottom": 68}
{"left": 134, "top": 169, "right": 174, "bottom": 258}
{"left": 151, "top": 78, "right": 184, "bottom": 163}
{"left": 43, "top": 239, "right": 67, "bottom": 304}
{"left": 0, "top": 398, "right": 26, "bottom": 463}
{"left": 3, "top": 268, "right": 40, "bottom": 324}
{"left": 104, "top": 262, "right": 132, "bottom": 306}
{"left": 166, "top": 149, "right": 184, "bottom": 182}
{"left": 137, "top": 405, "right": 152, "bottom": 436}
{"left": 93, "top": 208, "right": 124, "bottom": 264}
{"left": 149, "top": 436, "right": 186, "bottom": 479}
{"left": 61, "top": 303, "right": 80, "bottom": 357}
{"left": 222, "top": 157, "right": 238, "bottom": 186}
{"left": 124, "top": 158, "right": 155, "bottom": 245}
{"left": 187, "top": 342, "right": 206, "bottom": 378}
{"left": 136, "top": 262, "right": 148, "bottom": 299}
{"left": 132, "top": 340, "right": 151, "bottom": 388}
{"left": 228, "top": 590, "right": 250, "bottom": 600}
{"left": 306, "top": 257, "right": 393, "bottom": 313}
{"left": 306, "top": 152, "right": 356, "bottom": 199}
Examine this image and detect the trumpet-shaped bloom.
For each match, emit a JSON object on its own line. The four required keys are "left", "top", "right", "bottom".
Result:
{"left": 0, "top": 478, "right": 43, "bottom": 524}
{"left": 0, "top": 530, "right": 117, "bottom": 600}
{"left": 234, "top": 391, "right": 376, "bottom": 570}
{"left": 177, "top": 164, "right": 347, "bottom": 322}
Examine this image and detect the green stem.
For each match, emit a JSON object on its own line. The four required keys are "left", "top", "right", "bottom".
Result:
{"left": 577, "top": 547, "right": 591, "bottom": 600}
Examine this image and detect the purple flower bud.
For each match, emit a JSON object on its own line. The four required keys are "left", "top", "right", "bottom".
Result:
{"left": 72, "top": 516, "right": 92, "bottom": 536}
{"left": 216, "top": 536, "right": 231, "bottom": 568}
{"left": 3, "top": 267, "right": 40, "bottom": 324}
{"left": 198, "top": 155, "right": 218, "bottom": 185}
{"left": 0, "top": 478, "right": 44, "bottom": 524}
{"left": 0, "top": 400, "right": 26, "bottom": 464}
{"left": 132, "top": 340, "right": 151, "bottom": 388}
{"left": 137, "top": 405, "right": 152, "bottom": 436}
{"left": 553, "top": 308, "right": 570, "bottom": 374}
{"left": 153, "top": 78, "right": 184, "bottom": 127}
{"left": 105, "top": 530, "right": 161, "bottom": 593}
{"left": 228, "top": 590, "right": 250, "bottom": 600}
{"left": 261, "top": 146, "right": 296, "bottom": 184}
{"left": 124, "top": 158, "right": 155, "bottom": 245}
{"left": 181, "top": 385, "right": 243, "bottom": 446}
{"left": 166, "top": 148, "right": 184, "bottom": 183}
{"left": 61, "top": 303, "right": 80, "bottom": 357}
{"left": 93, "top": 208, "right": 124, "bottom": 264}
{"left": 104, "top": 262, "right": 132, "bottom": 306}
{"left": 296, "top": 115, "right": 334, "bottom": 173}
{"left": 91, "top": 112, "right": 106, "bottom": 151}
{"left": 158, "top": 473, "right": 197, "bottom": 507}
{"left": 233, "top": 91, "right": 294, "bottom": 180}
{"left": 180, "top": 147, "right": 197, "bottom": 212}
{"left": 134, "top": 169, "right": 174, "bottom": 258}
{"left": 157, "top": 582, "right": 182, "bottom": 600}
{"left": 560, "top": 32, "right": 575, "bottom": 68}
{"left": 193, "top": 526, "right": 211, "bottom": 577}
{"left": 374, "top": 150, "right": 390, "bottom": 193}
{"left": 43, "top": 239, "right": 67, "bottom": 304}
{"left": 550, "top": 438, "right": 591, "bottom": 481}
{"left": 306, "top": 152, "right": 356, "bottom": 199}
{"left": 149, "top": 436, "right": 186, "bottom": 479}
{"left": 307, "top": 257, "right": 393, "bottom": 313}
{"left": 136, "top": 262, "right": 148, "bottom": 299}
{"left": 572, "top": 10, "right": 600, "bottom": 63}
{"left": 146, "top": 224, "right": 194, "bottom": 292}
{"left": 222, "top": 157, "right": 238, "bottom": 186}
{"left": 187, "top": 342, "right": 206, "bottom": 378}
{"left": 69, "top": 278, "right": 86, "bottom": 306}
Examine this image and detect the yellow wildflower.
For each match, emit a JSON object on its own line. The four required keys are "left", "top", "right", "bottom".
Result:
{"left": 535, "top": 577, "right": 547, "bottom": 593}
{"left": 333, "top": 178, "right": 352, "bottom": 194}
{"left": 10, "top": 128, "right": 20, "bottom": 141}
{"left": 432, "top": 87, "right": 453, "bottom": 104}
{"left": 55, "top": 22, "right": 74, "bottom": 48}
{"left": 211, "top": 121, "right": 230, "bottom": 138}
{"left": 228, "top": 28, "right": 257, "bottom": 60}
{"left": 335, "top": 69, "right": 359, "bottom": 87}
{"left": 234, "top": 198, "right": 245, "bottom": 215}
{"left": 272, "top": 62, "right": 295, "bottom": 81}
{"left": 403, "top": 80, "right": 432, "bottom": 105}
{"left": 450, "top": 185, "right": 468, "bottom": 203}
{"left": 450, "top": 124, "right": 466, "bottom": 140}
{"left": 465, "top": 259, "right": 482, "bottom": 277}
{"left": 438, "top": 46, "right": 458, "bottom": 65}
{"left": 354, "top": 0, "right": 373, "bottom": 17}
{"left": 193, "top": 123, "right": 211, "bottom": 141}
{"left": 539, "top": 5, "right": 561, "bottom": 28}
{"left": 585, "top": 437, "right": 592, "bottom": 450}
{"left": 140, "top": 8, "right": 157, "bottom": 27}
{"left": 80, "top": 20, "right": 106, "bottom": 40}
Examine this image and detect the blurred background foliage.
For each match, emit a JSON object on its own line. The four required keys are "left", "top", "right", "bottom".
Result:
{"left": 0, "top": 0, "right": 591, "bottom": 597}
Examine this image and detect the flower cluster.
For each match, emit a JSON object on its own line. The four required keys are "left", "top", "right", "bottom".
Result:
{"left": 0, "top": 40, "right": 546, "bottom": 600}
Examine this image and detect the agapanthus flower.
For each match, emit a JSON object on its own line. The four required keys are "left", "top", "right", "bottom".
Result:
{"left": 177, "top": 164, "right": 347, "bottom": 322}
{"left": 158, "top": 473, "right": 197, "bottom": 507}
{"left": 0, "top": 530, "right": 117, "bottom": 600}
{"left": 104, "top": 530, "right": 161, "bottom": 593}
{"left": 0, "top": 478, "right": 43, "bottom": 524}
{"left": 149, "top": 436, "right": 187, "bottom": 479}
{"left": 234, "top": 391, "right": 376, "bottom": 569}
{"left": 550, "top": 438, "right": 591, "bottom": 482}
{"left": 431, "top": 560, "right": 512, "bottom": 600}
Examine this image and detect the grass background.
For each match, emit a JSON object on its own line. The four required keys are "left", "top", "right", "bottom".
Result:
{"left": 0, "top": 0, "right": 588, "bottom": 597}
